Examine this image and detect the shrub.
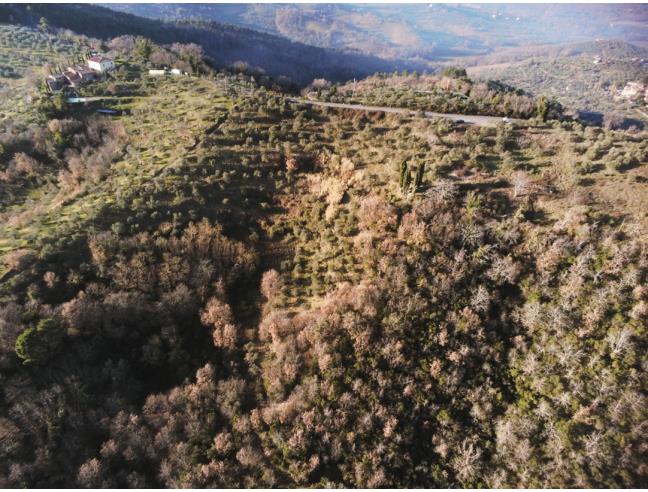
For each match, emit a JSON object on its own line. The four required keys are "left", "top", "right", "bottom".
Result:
{"left": 15, "top": 318, "right": 63, "bottom": 365}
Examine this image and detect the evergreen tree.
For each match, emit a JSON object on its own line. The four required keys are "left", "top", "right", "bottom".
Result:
{"left": 414, "top": 162, "right": 425, "bottom": 191}
{"left": 536, "top": 95, "right": 549, "bottom": 121}
{"left": 15, "top": 319, "right": 63, "bottom": 365}
{"left": 399, "top": 160, "right": 409, "bottom": 190}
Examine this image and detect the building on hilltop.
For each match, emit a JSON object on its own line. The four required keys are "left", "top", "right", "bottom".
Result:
{"left": 87, "top": 55, "right": 115, "bottom": 73}
{"left": 148, "top": 69, "right": 167, "bottom": 76}
{"left": 45, "top": 65, "right": 97, "bottom": 92}
{"left": 617, "top": 81, "right": 648, "bottom": 105}
{"left": 148, "top": 67, "right": 187, "bottom": 76}
{"left": 620, "top": 82, "right": 644, "bottom": 98}
{"left": 46, "top": 64, "right": 97, "bottom": 90}
{"left": 45, "top": 54, "right": 115, "bottom": 92}
{"left": 63, "top": 65, "right": 97, "bottom": 87}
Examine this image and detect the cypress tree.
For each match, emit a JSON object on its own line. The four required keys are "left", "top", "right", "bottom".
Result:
{"left": 537, "top": 95, "right": 549, "bottom": 121}
{"left": 414, "top": 162, "right": 425, "bottom": 190}
{"left": 399, "top": 160, "right": 408, "bottom": 190}
{"left": 403, "top": 171, "right": 412, "bottom": 191}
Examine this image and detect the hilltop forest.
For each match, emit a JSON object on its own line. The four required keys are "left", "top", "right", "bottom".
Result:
{"left": 0, "top": 17, "right": 647, "bottom": 490}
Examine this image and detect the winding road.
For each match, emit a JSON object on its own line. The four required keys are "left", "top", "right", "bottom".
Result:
{"left": 289, "top": 98, "right": 516, "bottom": 126}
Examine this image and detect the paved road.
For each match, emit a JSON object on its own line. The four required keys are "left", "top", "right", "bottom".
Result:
{"left": 289, "top": 98, "right": 516, "bottom": 126}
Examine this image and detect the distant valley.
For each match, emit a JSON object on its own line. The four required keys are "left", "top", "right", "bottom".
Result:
{"left": 105, "top": 3, "right": 648, "bottom": 61}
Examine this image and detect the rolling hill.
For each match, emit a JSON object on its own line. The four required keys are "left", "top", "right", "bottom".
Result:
{"left": 464, "top": 40, "right": 648, "bottom": 119}
{"left": 0, "top": 3, "right": 425, "bottom": 86}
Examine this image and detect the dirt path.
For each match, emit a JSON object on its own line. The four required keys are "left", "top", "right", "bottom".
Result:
{"left": 290, "top": 98, "right": 518, "bottom": 126}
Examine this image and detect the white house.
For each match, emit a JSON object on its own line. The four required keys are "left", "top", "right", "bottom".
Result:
{"left": 148, "top": 69, "right": 167, "bottom": 76}
{"left": 87, "top": 55, "right": 115, "bottom": 73}
{"left": 619, "top": 82, "right": 647, "bottom": 100}
{"left": 170, "top": 68, "right": 183, "bottom": 76}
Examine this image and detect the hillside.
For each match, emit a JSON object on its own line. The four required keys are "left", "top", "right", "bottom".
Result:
{"left": 0, "top": 4, "right": 424, "bottom": 86}
{"left": 0, "top": 19, "right": 647, "bottom": 489}
{"left": 310, "top": 69, "right": 563, "bottom": 121}
{"left": 465, "top": 40, "right": 648, "bottom": 121}
{"left": 105, "top": 3, "right": 648, "bottom": 61}
{"left": 0, "top": 24, "right": 84, "bottom": 120}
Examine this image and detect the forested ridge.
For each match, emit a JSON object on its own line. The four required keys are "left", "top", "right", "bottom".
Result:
{"left": 0, "top": 22, "right": 647, "bottom": 488}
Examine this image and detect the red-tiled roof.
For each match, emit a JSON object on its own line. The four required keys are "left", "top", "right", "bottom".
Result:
{"left": 88, "top": 55, "right": 112, "bottom": 63}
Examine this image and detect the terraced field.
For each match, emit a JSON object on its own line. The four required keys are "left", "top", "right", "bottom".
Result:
{"left": 0, "top": 24, "right": 82, "bottom": 118}
{"left": 0, "top": 75, "right": 244, "bottom": 277}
